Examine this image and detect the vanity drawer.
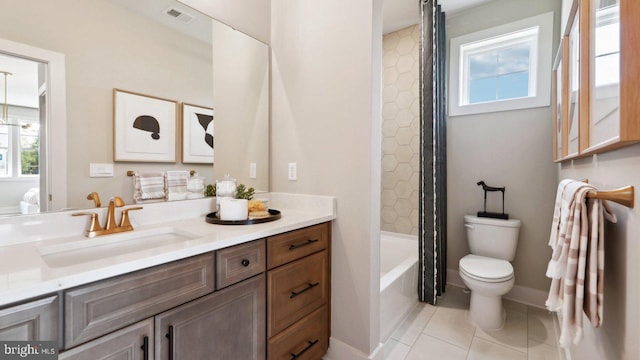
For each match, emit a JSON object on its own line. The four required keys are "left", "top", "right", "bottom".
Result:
{"left": 268, "top": 305, "right": 328, "bottom": 360}
{"left": 267, "top": 223, "right": 329, "bottom": 269}
{"left": 216, "top": 238, "right": 266, "bottom": 289}
{"left": 267, "top": 250, "right": 328, "bottom": 337}
{"left": 64, "top": 253, "right": 214, "bottom": 349}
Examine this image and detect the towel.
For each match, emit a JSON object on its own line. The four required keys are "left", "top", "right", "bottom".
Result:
{"left": 165, "top": 171, "right": 189, "bottom": 201}
{"left": 22, "top": 188, "right": 40, "bottom": 205}
{"left": 584, "top": 196, "right": 615, "bottom": 327}
{"left": 133, "top": 172, "right": 166, "bottom": 203}
{"left": 545, "top": 180, "right": 616, "bottom": 347}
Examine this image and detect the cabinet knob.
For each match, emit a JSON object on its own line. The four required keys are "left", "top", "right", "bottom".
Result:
{"left": 241, "top": 259, "right": 250, "bottom": 267}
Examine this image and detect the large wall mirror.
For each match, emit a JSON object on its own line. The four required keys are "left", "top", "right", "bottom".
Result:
{"left": 0, "top": 0, "right": 270, "bottom": 216}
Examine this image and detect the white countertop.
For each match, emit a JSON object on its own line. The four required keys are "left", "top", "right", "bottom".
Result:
{"left": 0, "top": 193, "right": 336, "bottom": 307}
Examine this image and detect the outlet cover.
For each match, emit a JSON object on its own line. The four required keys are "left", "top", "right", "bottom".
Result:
{"left": 288, "top": 162, "right": 297, "bottom": 181}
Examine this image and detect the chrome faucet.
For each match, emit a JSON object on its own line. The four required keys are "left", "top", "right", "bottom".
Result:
{"left": 73, "top": 196, "right": 143, "bottom": 237}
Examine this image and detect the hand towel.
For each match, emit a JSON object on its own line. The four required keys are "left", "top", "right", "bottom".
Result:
{"left": 165, "top": 171, "right": 189, "bottom": 201}
{"left": 584, "top": 197, "right": 616, "bottom": 328}
{"left": 546, "top": 179, "right": 617, "bottom": 347}
{"left": 133, "top": 172, "right": 166, "bottom": 203}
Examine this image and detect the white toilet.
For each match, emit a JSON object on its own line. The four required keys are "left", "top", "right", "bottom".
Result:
{"left": 459, "top": 215, "right": 521, "bottom": 330}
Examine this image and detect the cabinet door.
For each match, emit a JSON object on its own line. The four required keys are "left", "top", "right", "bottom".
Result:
{"left": 0, "top": 295, "right": 59, "bottom": 345}
{"left": 59, "top": 318, "right": 153, "bottom": 360}
{"left": 156, "top": 274, "right": 266, "bottom": 360}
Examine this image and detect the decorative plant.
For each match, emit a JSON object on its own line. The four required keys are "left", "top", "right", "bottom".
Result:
{"left": 204, "top": 184, "right": 216, "bottom": 197}
{"left": 235, "top": 184, "right": 255, "bottom": 200}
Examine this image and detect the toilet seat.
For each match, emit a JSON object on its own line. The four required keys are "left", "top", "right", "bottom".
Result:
{"left": 459, "top": 254, "right": 513, "bottom": 283}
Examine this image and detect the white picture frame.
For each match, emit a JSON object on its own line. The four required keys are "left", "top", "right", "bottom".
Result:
{"left": 113, "top": 89, "right": 178, "bottom": 163}
{"left": 181, "top": 103, "right": 214, "bottom": 164}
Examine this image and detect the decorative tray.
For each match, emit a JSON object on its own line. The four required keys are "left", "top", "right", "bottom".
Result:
{"left": 205, "top": 209, "right": 281, "bottom": 225}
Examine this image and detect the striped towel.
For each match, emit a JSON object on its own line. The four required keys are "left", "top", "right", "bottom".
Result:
{"left": 133, "top": 172, "right": 165, "bottom": 203}
{"left": 165, "top": 171, "right": 189, "bottom": 201}
{"left": 546, "top": 179, "right": 616, "bottom": 347}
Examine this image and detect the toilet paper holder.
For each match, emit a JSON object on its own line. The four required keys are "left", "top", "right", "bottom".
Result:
{"left": 476, "top": 180, "right": 509, "bottom": 220}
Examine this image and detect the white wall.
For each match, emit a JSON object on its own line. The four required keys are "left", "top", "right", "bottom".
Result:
{"left": 271, "top": 0, "right": 383, "bottom": 356}
{"left": 445, "top": 0, "right": 561, "bottom": 294}
{"left": 558, "top": 145, "right": 640, "bottom": 360}
{"left": 211, "top": 20, "right": 270, "bottom": 192}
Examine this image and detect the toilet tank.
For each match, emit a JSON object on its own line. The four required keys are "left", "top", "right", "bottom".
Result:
{"left": 464, "top": 215, "right": 521, "bottom": 261}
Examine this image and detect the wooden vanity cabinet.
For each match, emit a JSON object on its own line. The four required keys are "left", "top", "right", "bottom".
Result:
{"left": 266, "top": 223, "right": 331, "bottom": 360}
{"left": 0, "top": 295, "right": 60, "bottom": 346}
{"left": 156, "top": 274, "right": 266, "bottom": 360}
{"left": 0, "top": 222, "right": 332, "bottom": 360}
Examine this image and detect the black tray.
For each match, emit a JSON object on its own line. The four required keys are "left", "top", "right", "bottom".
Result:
{"left": 205, "top": 209, "right": 281, "bottom": 225}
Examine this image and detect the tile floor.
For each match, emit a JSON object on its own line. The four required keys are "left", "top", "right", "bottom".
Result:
{"left": 383, "top": 286, "right": 562, "bottom": 360}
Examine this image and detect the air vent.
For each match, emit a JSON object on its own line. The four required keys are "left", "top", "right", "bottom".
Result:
{"left": 163, "top": 6, "right": 195, "bottom": 24}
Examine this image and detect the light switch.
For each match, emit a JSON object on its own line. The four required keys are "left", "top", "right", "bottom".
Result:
{"left": 89, "top": 163, "right": 114, "bottom": 178}
{"left": 250, "top": 163, "right": 257, "bottom": 179}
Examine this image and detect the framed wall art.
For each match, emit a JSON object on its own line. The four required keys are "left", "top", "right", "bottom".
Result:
{"left": 113, "top": 89, "right": 178, "bottom": 162}
{"left": 181, "top": 103, "right": 214, "bottom": 164}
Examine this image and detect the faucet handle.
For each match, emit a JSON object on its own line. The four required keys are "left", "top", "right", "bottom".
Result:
{"left": 120, "top": 206, "right": 143, "bottom": 230}
{"left": 72, "top": 212, "right": 103, "bottom": 235}
{"left": 86, "top": 192, "right": 101, "bottom": 208}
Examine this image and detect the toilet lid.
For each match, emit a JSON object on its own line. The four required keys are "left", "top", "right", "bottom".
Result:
{"left": 459, "top": 255, "right": 513, "bottom": 283}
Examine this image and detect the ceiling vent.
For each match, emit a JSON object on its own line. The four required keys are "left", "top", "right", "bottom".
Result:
{"left": 163, "top": 6, "right": 195, "bottom": 24}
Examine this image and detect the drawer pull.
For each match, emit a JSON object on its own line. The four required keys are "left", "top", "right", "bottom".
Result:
{"left": 290, "top": 282, "right": 320, "bottom": 299}
{"left": 166, "top": 325, "right": 174, "bottom": 360}
{"left": 289, "top": 239, "right": 319, "bottom": 251}
{"left": 290, "top": 339, "right": 319, "bottom": 360}
{"left": 141, "top": 336, "right": 149, "bottom": 360}
{"left": 241, "top": 259, "right": 251, "bottom": 267}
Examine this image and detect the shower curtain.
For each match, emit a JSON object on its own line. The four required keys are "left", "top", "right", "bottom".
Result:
{"left": 418, "top": 0, "right": 447, "bottom": 305}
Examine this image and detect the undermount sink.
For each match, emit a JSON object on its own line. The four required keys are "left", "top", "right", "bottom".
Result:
{"left": 39, "top": 227, "right": 200, "bottom": 268}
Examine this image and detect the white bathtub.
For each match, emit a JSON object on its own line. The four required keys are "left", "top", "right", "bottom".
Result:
{"left": 380, "top": 231, "right": 419, "bottom": 342}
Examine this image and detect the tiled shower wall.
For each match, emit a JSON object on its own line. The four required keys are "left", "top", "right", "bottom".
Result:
{"left": 381, "top": 25, "right": 420, "bottom": 235}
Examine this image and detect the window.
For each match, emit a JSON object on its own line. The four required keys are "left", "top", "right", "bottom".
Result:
{"left": 449, "top": 12, "right": 554, "bottom": 116}
{"left": 0, "top": 114, "right": 40, "bottom": 179}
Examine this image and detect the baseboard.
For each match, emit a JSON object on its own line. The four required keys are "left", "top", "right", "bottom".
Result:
{"left": 323, "top": 337, "right": 384, "bottom": 360}
{"left": 446, "top": 269, "right": 548, "bottom": 309}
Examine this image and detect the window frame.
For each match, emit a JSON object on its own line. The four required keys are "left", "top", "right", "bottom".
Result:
{"left": 0, "top": 108, "right": 40, "bottom": 181}
{"left": 449, "top": 12, "right": 554, "bottom": 116}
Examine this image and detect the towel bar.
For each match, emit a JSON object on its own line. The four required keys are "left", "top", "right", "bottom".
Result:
{"left": 127, "top": 170, "right": 196, "bottom": 177}
{"left": 586, "top": 186, "right": 634, "bottom": 208}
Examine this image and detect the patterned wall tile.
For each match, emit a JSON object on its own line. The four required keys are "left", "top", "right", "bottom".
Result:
{"left": 381, "top": 25, "right": 420, "bottom": 235}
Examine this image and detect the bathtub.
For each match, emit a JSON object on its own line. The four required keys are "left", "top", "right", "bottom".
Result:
{"left": 380, "top": 231, "right": 419, "bottom": 342}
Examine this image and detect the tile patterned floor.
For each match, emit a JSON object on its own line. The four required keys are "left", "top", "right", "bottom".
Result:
{"left": 383, "top": 286, "right": 561, "bottom": 360}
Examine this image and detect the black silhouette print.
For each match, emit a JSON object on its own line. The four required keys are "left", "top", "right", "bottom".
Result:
{"left": 133, "top": 115, "right": 160, "bottom": 140}
{"left": 195, "top": 113, "right": 214, "bottom": 148}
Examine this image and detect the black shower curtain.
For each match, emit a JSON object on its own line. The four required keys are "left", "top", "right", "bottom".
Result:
{"left": 418, "top": 0, "right": 447, "bottom": 305}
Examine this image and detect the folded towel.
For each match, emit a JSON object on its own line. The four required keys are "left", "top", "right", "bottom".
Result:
{"left": 22, "top": 188, "right": 40, "bottom": 205}
{"left": 546, "top": 179, "right": 616, "bottom": 347}
{"left": 133, "top": 172, "right": 166, "bottom": 203}
{"left": 165, "top": 171, "right": 189, "bottom": 201}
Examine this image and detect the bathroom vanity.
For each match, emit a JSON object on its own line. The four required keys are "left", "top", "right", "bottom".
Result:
{"left": 0, "top": 193, "right": 335, "bottom": 360}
